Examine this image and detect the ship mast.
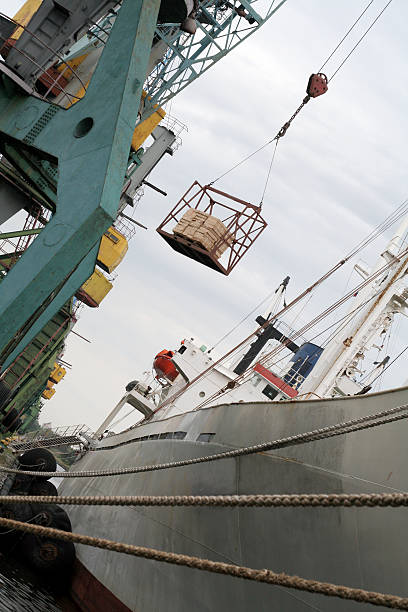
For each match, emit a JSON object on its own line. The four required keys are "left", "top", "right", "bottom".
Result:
{"left": 233, "top": 277, "right": 296, "bottom": 375}
{"left": 299, "top": 214, "right": 408, "bottom": 398}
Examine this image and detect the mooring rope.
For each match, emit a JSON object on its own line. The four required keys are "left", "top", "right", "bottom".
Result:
{"left": 1, "top": 493, "right": 408, "bottom": 508}
{"left": 0, "top": 516, "right": 406, "bottom": 609}
{"left": 88, "top": 401, "right": 403, "bottom": 453}
{"left": 3, "top": 404, "right": 408, "bottom": 479}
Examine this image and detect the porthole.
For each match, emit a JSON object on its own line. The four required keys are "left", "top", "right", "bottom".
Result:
{"left": 73, "top": 117, "right": 94, "bottom": 138}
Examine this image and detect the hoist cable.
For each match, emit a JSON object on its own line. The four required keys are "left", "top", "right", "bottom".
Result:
{"left": 209, "top": 198, "right": 408, "bottom": 357}
{"left": 318, "top": 0, "right": 375, "bottom": 72}
{"left": 160, "top": 211, "right": 408, "bottom": 413}
{"left": 329, "top": 0, "right": 394, "bottom": 82}
{"left": 209, "top": 0, "right": 393, "bottom": 193}
{"left": 195, "top": 248, "right": 408, "bottom": 409}
{"left": 208, "top": 286, "right": 281, "bottom": 353}
{"left": 209, "top": 138, "right": 276, "bottom": 186}
{"left": 259, "top": 139, "right": 279, "bottom": 206}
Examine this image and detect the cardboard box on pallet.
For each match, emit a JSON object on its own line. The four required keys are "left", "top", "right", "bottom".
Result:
{"left": 173, "top": 209, "right": 233, "bottom": 259}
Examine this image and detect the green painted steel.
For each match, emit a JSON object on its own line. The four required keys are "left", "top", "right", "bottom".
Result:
{"left": 4, "top": 302, "right": 71, "bottom": 392}
{"left": 3, "top": 245, "right": 99, "bottom": 371}
{"left": 0, "top": 228, "right": 42, "bottom": 240}
{"left": 0, "top": 300, "right": 72, "bottom": 434}
{"left": 0, "top": 0, "right": 160, "bottom": 370}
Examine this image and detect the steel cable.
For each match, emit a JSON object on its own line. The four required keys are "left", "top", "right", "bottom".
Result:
{"left": 2, "top": 403, "right": 408, "bottom": 479}
{"left": 195, "top": 249, "right": 408, "bottom": 409}
{"left": 329, "top": 0, "right": 394, "bottom": 82}
{"left": 318, "top": 0, "right": 375, "bottom": 72}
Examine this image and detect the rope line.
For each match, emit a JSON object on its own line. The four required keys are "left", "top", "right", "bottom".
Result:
{"left": 80, "top": 403, "right": 405, "bottom": 454}
{"left": 1, "top": 492, "right": 408, "bottom": 508}
{"left": 209, "top": 138, "right": 275, "bottom": 185}
{"left": 208, "top": 1, "right": 393, "bottom": 193}
{"left": 366, "top": 344, "right": 408, "bottom": 388}
{"left": 195, "top": 247, "right": 408, "bottom": 410}
{"left": 329, "top": 0, "right": 394, "bottom": 82}
{"left": 160, "top": 221, "right": 408, "bottom": 413}
{"left": 259, "top": 139, "right": 279, "bottom": 206}
{"left": 318, "top": 0, "right": 375, "bottom": 72}
{"left": 0, "top": 517, "right": 407, "bottom": 609}
{"left": 3, "top": 404, "right": 408, "bottom": 479}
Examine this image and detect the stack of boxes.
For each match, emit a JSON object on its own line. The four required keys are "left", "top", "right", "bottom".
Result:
{"left": 173, "top": 209, "right": 233, "bottom": 259}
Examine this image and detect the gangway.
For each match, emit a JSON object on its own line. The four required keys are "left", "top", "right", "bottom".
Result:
{"left": 9, "top": 424, "right": 94, "bottom": 452}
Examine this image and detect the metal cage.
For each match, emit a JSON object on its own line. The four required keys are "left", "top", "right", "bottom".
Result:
{"left": 157, "top": 181, "right": 268, "bottom": 275}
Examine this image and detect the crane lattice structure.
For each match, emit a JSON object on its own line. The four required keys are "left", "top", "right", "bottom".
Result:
{"left": 0, "top": 0, "right": 287, "bottom": 433}
{"left": 145, "top": 0, "right": 288, "bottom": 107}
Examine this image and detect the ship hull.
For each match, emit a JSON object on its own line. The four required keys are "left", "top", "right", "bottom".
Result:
{"left": 60, "top": 386, "right": 408, "bottom": 611}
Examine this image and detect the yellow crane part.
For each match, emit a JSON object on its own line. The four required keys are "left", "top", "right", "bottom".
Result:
{"left": 11, "top": 2, "right": 164, "bottom": 149}
{"left": 57, "top": 54, "right": 90, "bottom": 87}
{"left": 76, "top": 269, "right": 113, "bottom": 308}
{"left": 11, "top": 0, "right": 42, "bottom": 40}
{"left": 131, "top": 92, "right": 166, "bottom": 151}
{"left": 49, "top": 364, "right": 66, "bottom": 384}
{"left": 0, "top": 435, "right": 17, "bottom": 446}
{"left": 42, "top": 387, "right": 56, "bottom": 400}
{"left": 97, "top": 227, "right": 128, "bottom": 274}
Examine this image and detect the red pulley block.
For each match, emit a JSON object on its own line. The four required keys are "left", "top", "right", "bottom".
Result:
{"left": 306, "top": 73, "right": 328, "bottom": 98}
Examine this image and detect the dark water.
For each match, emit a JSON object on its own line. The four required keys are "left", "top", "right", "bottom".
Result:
{"left": 0, "top": 554, "right": 62, "bottom": 612}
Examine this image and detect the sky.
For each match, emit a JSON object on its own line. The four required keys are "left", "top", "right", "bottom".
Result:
{"left": 2, "top": 0, "right": 408, "bottom": 432}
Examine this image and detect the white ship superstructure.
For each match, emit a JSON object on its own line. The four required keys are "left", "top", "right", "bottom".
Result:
{"left": 300, "top": 214, "right": 408, "bottom": 399}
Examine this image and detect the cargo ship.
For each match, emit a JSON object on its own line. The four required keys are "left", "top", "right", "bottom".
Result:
{"left": 0, "top": 1, "right": 406, "bottom": 611}
{"left": 60, "top": 204, "right": 408, "bottom": 610}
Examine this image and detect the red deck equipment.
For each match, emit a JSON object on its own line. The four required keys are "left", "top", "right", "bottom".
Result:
{"left": 154, "top": 350, "right": 179, "bottom": 382}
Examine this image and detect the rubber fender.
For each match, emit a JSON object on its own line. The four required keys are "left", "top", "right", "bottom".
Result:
{"left": 0, "top": 501, "right": 35, "bottom": 550}
{"left": 9, "top": 472, "right": 33, "bottom": 494}
{"left": 0, "top": 501, "right": 34, "bottom": 530}
{"left": 18, "top": 448, "right": 57, "bottom": 478}
{"left": 18, "top": 534, "right": 75, "bottom": 576}
{"left": 29, "top": 480, "right": 58, "bottom": 497}
{"left": 33, "top": 504, "right": 72, "bottom": 532}
{"left": 1, "top": 407, "right": 20, "bottom": 432}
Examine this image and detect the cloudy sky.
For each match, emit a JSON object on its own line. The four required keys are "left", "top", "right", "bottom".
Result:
{"left": 3, "top": 0, "right": 408, "bottom": 431}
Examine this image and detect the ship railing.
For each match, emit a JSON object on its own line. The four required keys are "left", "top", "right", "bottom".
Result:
{"left": 113, "top": 215, "right": 137, "bottom": 242}
{"left": 272, "top": 318, "right": 308, "bottom": 347}
{"left": 0, "top": 12, "right": 89, "bottom": 108}
{"left": 8, "top": 424, "right": 95, "bottom": 453}
{"left": 160, "top": 114, "right": 188, "bottom": 153}
{"left": 21, "top": 424, "right": 94, "bottom": 442}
